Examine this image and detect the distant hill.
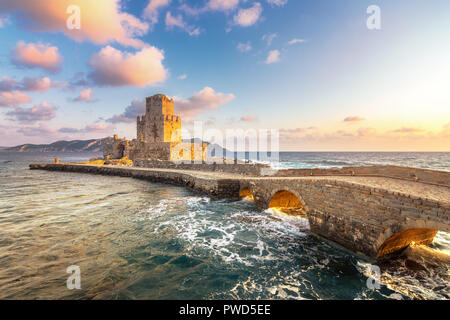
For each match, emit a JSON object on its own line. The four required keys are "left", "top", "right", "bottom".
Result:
{"left": 1, "top": 137, "right": 113, "bottom": 153}
{"left": 2, "top": 137, "right": 231, "bottom": 155}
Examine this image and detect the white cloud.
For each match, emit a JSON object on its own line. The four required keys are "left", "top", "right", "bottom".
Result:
{"left": 165, "top": 11, "right": 200, "bottom": 36}
{"left": 181, "top": 0, "right": 240, "bottom": 15}
{"left": 288, "top": 38, "right": 305, "bottom": 45}
{"left": 237, "top": 42, "right": 252, "bottom": 52}
{"left": 208, "top": 0, "right": 240, "bottom": 11}
{"left": 89, "top": 45, "right": 168, "bottom": 87}
{"left": 0, "top": 15, "right": 9, "bottom": 27}
{"left": 178, "top": 74, "right": 187, "bottom": 80}
{"left": 267, "top": 0, "right": 288, "bottom": 7}
{"left": 143, "top": 0, "right": 171, "bottom": 27}
{"left": 174, "top": 87, "right": 235, "bottom": 117}
{"left": 262, "top": 33, "right": 277, "bottom": 46}
{"left": 265, "top": 50, "right": 280, "bottom": 64}
{"left": 233, "top": 2, "right": 262, "bottom": 27}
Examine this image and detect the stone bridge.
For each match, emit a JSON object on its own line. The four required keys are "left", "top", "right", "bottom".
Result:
{"left": 30, "top": 163, "right": 450, "bottom": 259}
{"left": 239, "top": 176, "right": 449, "bottom": 258}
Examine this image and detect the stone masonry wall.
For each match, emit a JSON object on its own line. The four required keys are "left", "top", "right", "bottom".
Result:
{"left": 247, "top": 178, "right": 449, "bottom": 257}
{"left": 274, "top": 165, "right": 450, "bottom": 187}
{"left": 30, "top": 163, "right": 449, "bottom": 258}
{"left": 134, "top": 159, "right": 266, "bottom": 176}
{"left": 30, "top": 163, "right": 240, "bottom": 199}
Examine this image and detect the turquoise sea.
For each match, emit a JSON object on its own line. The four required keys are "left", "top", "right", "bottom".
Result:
{"left": 0, "top": 152, "right": 448, "bottom": 299}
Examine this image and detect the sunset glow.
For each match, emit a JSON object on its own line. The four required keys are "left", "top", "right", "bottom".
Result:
{"left": 0, "top": 0, "right": 449, "bottom": 151}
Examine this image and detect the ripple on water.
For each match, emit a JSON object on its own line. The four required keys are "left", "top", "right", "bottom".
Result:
{"left": 0, "top": 152, "right": 449, "bottom": 299}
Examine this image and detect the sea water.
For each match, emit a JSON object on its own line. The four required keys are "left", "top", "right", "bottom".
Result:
{"left": 0, "top": 152, "right": 448, "bottom": 299}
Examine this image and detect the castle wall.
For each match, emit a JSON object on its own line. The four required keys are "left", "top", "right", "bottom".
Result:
{"left": 103, "top": 135, "right": 128, "bottom": 159}
{"left": 169, "top": 142, "right": 206, "bottom": 162}
{"left": 125, "top": 141, "right": 171, "bottom": 161}
{"left": 164, "top": 116, "right": 181, "bottom": 142}
{"left": 106, "top": 94, "right": 206, "bottom": 162}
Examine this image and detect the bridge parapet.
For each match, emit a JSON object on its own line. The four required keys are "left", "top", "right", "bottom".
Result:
{"left": 273, "top": 165, "right": 450, "bottom": 187}
{"left": 244, "top": 178, "right": 450, "bottom": 258}
{"left": 30, "top": 163, "right": 450, "bottom": 259}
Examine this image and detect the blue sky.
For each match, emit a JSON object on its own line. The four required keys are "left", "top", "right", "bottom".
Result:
{"left": 0, "top": 0, "right": 449, "bottom": 150}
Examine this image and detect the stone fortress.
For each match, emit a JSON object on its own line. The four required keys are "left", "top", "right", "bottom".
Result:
{"left": 103, "top": 94, "right": 207, "bottom": 162}
{"left": 31, "top": 94, "right": 450, "bottom": 259}
{"left": 35, "top": 94, "right": 449, "bottom": 260}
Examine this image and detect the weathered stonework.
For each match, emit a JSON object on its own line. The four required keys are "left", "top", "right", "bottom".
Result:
{"left": 30, "top": 163, "right": 450, "bottom": 259}
{"left": 103, "top": 94, "right": 207, "bottom": 162}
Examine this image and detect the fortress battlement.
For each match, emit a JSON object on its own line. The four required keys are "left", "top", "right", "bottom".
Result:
{"left": 105, "top": 94, "right": 206, "bottom": 162}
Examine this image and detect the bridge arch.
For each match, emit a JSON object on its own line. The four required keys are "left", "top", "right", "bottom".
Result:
{"left": 376, "top": 220, "right": 447, "bottom": 257}
{"left": 239, "top": 187, "right": 254, "bottom": 201}
{"left": 268, "top": 189, "right": 308, "bottom": 216}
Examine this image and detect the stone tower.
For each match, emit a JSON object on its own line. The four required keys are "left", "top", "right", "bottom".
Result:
{"left": 105, "top": 93, "right": 207, "bottom": 162}
{"left": 136, "top": 94, "right": 181, "bottom": 143}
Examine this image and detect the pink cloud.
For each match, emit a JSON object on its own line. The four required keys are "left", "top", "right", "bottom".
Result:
{"left": 0, "top": 0, "right": 149, "bottom": 48}
{"left": 58, "top": 122, "right": 115, "bottom": 134}
{"left": 107, "top": 98, "right": 145, "bottom": 123}
{"left": 84, "top": 123, "right": 114, "bottom": 132}
{"left": 17, "top": 124, "right": 58, "bottom": 137}
{"left": 344, "top": 116, "right": 365, "bottom": 123}
{"left": 22, "top": 77, "right": 65, "bottom": 92}
{"left": 174, "top": 87, "right": 235, "bottom": 117}
{"left": 240, "top": 115, "right": 257, "bottom": 122}
{"left": 0, "top": 90, "right": 31, "bottom": 107}
{"left": 0, "top": 76, "right": 65, "bottom": 92}
{"left": 390, "top": 127, "right": 424, "bottom": 134}
{"left": 12, "top": 41, "right": 62, "bottom": 72}
{"left": 6, "top": 101, "right": 57, "bottom": 123}
{"left": 0, "top": 76, "right": 18, "bottom": 91}
{"left": 73, "top": 88, "right": 96, "bottom": 103}
{"left": 89, "top": 46, "right": 167, "bottom": 87}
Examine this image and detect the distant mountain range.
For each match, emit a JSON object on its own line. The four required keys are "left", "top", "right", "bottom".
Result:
{"left": 1, "top": 137, "right": 230, "bottom": 154}
{"left": 1, "top": 137, "right": 113, "bottom": 153}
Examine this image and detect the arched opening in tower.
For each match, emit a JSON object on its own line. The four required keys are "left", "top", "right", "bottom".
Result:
{"left": 239, "top": 188, "right": 254, "bottom": 201}
{"left": 269, "top": 190, "right": 306, "bottom": 216}
{"left": 377, "top": 228, "right": 438, "bottom": 257}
